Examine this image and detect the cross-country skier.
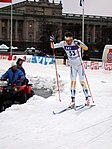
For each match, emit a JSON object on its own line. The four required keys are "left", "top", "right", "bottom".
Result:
{"left": 50, "top": 32, "right": 90, "bottom": 108}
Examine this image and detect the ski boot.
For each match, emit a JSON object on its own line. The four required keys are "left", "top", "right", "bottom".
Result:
{"left": 85, "top": 96, "right": 90, "bottom": 106}
{"left": 68, "top": 97, "right": 75, "bottom": 109}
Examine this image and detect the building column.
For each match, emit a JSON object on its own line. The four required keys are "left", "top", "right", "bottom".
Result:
{"left": 85, "top": 24, "right": 89, "bottom": 42}
{"left": 15, "top": 20, "right": 18, "bottom": 41}
{"left": 59, "top": 23, "right": 62, "bottom": 41}
{"left": 99, "top": 25, "right": 102, "bottom": 42}
{"left": 23, "top": 20, "right": 28, "bottom": 41}
{"left": 92, "top": 25, "right": 96, "bottom": 43}
{"left": 7, "top": 19, "right": 10, "bottom": 41}
{"left": 33, "top": 20, "right": 36, "bottom": 43}
{"left": 0, "top": 19, "right": 2, "bottom": 40}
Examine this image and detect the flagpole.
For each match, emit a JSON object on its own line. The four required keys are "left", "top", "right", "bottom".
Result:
{"left": 82, "top": 0, "right": 84, "bottom": 43}
{"left": 81, "top": 0, "right": 84, "bottom": 56}
{"left": 10, "top": 1, "right": 12, "bottom": 55}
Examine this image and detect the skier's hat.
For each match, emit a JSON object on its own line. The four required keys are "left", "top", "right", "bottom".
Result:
{"left": 64, "top": 32, "right": 73, "bottom": 40}
{"left": 64, "top": 36, "right": 73, "bottom": 40}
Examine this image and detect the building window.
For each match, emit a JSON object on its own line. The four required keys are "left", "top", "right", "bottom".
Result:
{"left": 29, "top": 34, "right": 33, "bottom": 41}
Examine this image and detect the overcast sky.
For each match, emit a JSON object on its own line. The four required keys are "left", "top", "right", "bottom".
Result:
{"left": 0, "top": 0, "right": 112, "bottom": 17}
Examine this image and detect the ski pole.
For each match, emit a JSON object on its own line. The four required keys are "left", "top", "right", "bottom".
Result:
{"left": 76, "top": 45, "right": 94, "bottom": 103}
{"left": 50, "top": 41, "right": 61, "bottom": 102}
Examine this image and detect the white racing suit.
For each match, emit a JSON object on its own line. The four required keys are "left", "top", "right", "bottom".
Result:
{"left": 54, "top": 39, "right": 89, "bottom": 98}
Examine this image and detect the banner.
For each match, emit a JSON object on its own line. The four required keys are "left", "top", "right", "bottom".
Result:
{"left": 1, "top": 54, "right": 112, "bottom": 70}
{"left": 104, "top": 62, "right": 112, "bottom": 71}
{"left": 0, "top": 0, "right": 12, "bottom": 2}
{"left": 11, "top": 55, "right": 54, "bottom": 65}
{"left": 83, "top": 61, "right": 88, "bottom": 69}
{"left": 90, "top": 61, "right": 99, "bottom": 70}
{"left": 0, "top": 54, "right": 10, "bottom": 60}
{"left": 31, "top": 56, "right": 54, "bottom": 65}
{"left": 107, "top": 49, "right": 112, "bottom": 63}
{"left": 102, "top": 45, "right": 112, "bottom": 63}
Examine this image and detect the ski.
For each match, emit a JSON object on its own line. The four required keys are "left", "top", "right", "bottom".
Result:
{"left": 53, "top": 104, "right": 83, "bottom": 115}
{"left": 75, "top": 104, "right": 96, "bottom": 112}
{"left": 53, "top": 104, "right": 95, "bottom": 115}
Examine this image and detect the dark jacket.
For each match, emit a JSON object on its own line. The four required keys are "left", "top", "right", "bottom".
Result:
{"left": 17, "top": 65, "right": 25, "bottom": 75}
{"left": 16, "top": 58, "right": 26, "bottom": 75}
{"left": 1, "top": 68, "right": 25, "bottom": 86}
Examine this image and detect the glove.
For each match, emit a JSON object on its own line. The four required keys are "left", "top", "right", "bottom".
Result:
{"left": 13, "top": 84, "right": 16, "bottom": 87}
{"left": 74, "top": 39, "right": 80, "bottom": 45}
{"left": 19, "top": 78, "right": 24, "bottom": 82}
{"left": 50, "top": 34, "right": 54, "bottom": 42}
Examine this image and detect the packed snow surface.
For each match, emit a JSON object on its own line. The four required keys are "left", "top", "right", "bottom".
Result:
{"left": 0, "top": 60, "right": 112, "bottom": 149}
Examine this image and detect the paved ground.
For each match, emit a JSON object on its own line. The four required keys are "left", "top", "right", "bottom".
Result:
{"left": 33, "top": 88, "right": 52, "bottom": 98}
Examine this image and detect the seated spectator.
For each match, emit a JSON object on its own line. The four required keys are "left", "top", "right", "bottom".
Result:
{"left": 1, "top": 62, "right": 25, "bottom": 86}
{"left": 16, "top": 58, "right": 25, "bottom": 75}
{"left": 16, "top": 58, "right": 29, "bottom": 85}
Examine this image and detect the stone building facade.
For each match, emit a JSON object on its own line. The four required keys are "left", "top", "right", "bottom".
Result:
{"left": 0, "top": 0, "right": 112, "bottom": 57}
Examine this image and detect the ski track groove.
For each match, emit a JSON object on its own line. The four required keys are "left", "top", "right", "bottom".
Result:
{"left": 88, "top": 125, "right": 112, "bottom": 143}
{"left": 74, "top": 114, "right": 112, "bottom": 133}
